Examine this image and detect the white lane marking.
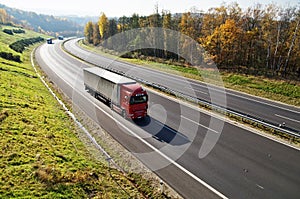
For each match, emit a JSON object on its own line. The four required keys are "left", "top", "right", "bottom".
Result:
{"left": 275, "top": 114, "right": 300, "bottom": 124}
{"left": 181, "top": 115, "right": 219, "bottom": 134}
{"left": 38, "top": 44, "right": 228, "bottom": 199}
{"left": 184, "top": 86, "right": 208, "bottom": 95}
{"left": 256, "top": 184, "right": 265, "bottom": 190}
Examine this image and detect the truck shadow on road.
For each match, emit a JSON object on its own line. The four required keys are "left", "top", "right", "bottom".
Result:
{"left": 133, "top": 116, "right": 190, "bottom": 146}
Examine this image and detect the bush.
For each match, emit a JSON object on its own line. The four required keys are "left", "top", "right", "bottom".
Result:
{"left": 9, "top": 37, "right": 44, "bottom": 53}
{"left": 3, "top": 29, "right": 13, "bottom": 35}
{"left": 0, "top": 51, "right": 21, "bottom": 62}
{"left": 12, "top": 29, "right": 25, "bottom": 34}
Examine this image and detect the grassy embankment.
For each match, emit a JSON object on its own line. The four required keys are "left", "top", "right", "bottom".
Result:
{"left": 81, "top": 41, "right": 299, "bottom": 107}
{"left": 0, "top": 25, "right": 169, "bottom": 198}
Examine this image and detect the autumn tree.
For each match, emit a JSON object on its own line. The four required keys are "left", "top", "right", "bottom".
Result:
{"left": 83, "top": 3, "right": 300, "bottom": 78}
{"left": 98, "top": 13, "right": 108, "bottom": 39}
{"left": 0, "top": 8, "right": 9, "bottom": 24}
{"left": 283, "top": 11, "right": 300, "bottom": 77}
{"left": 162, "top": 10, "right": 173, "bottom": 58}
{"left": 92, "top": 23, "right": 101, "bottom": 45}
{"left": 84, "top": 21, "right": 94, "bottom": 44}
{"left": 180, "top": 12, "right": 198, "bottom": 39}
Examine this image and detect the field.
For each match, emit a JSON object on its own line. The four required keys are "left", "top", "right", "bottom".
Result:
{"left": 0, "top": 25, "right": 170, "bottom": 198}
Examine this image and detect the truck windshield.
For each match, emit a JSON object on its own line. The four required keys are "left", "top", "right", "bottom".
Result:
{"left": 130, "top": 95, "right": 148, "bottom": 105}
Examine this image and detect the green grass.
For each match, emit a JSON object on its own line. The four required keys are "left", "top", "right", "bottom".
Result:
{"left": 0, "top": 26, "right": 169, "bottom": 198}
{"left": 222, "top": 74, "right": 300, "bottom": 106}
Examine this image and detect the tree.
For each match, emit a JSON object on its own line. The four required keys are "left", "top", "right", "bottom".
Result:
{"left": 84, "top": 21, "right": 94, "bottom": 44}
{"left": 179, "top": 12, "right": 197, "bottom": 39}
{"left": 130, "top": 13, "right": 140, "bottom": 29}
{"left": 98, "top": 13, "right": 108, "bottom": 39}
{"left": 283, "top": 15, "right": 300, "bottom": 76}
{"left": 201, "top": 19, "right": 242, "bottom": 67}
{"left": 261, "top": 4, "right": 278, "bottom": 70}
{"left": 92, "top": 23, "right": 101, "bottom": 45}
{"left": 162, "top": 10, "right": 172, "bottom": 58}
{"left": 107, "top": 19, "right": 118, "bottom": 37}
{"left": 0, "top": 8, "right": 9, "bottom": 24}
{"left": 118, "top": 16, "right": 130, "bottom": 32}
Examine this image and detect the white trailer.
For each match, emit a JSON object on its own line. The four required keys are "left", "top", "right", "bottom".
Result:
{"left": 83, "top": 67, "right": 135, "bottom": 105}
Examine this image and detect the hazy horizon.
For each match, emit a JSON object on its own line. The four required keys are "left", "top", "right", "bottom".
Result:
{"left": 0, "top": 0, "right": 299, "bottom": 18}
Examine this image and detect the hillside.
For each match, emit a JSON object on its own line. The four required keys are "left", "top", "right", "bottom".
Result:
{"left": 0, "top": 26, "right": 169, "bottom": 198}
{"left": 0, "top": 4, "right": 82, "bottom": 37}
{"left": 59, "top": 15, "right": 99, "bottom": 26}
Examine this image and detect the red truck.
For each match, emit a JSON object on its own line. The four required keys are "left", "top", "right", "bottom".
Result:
{"left": 83, "top": 67, "right": 148, "bottom": 119}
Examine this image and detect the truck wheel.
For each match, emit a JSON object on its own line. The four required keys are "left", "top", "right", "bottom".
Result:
{"left": 121, "top": 109, "right": 126, "bottom": 119}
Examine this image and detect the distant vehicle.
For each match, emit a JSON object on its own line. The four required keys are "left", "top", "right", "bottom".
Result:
{"left": 46, "top": 38, "right": 52, "bottom": 44}
{"left": 58, "top": 36, "right": 64, "bottom": 40}
{"left": 83, "top": 67, "right": 148, "bottom": 119}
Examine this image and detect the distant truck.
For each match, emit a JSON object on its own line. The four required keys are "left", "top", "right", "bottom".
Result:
{"left": 58, "top": 36, "right": 64, "bottom": 40}
{"left": 83, "top": 67, "right": 148, "bottom": 119}
{"left": 46, "top": 38, "right": 52, "bottom": 44}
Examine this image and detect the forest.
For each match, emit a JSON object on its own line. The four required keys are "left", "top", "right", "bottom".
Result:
{"left": 84, "top": 3, "right": 300, "bottom": 79}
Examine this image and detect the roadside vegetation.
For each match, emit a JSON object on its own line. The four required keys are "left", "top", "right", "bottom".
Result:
{"left": 83, "top": 2, "right": 300, "bottom": 106}
{"left": 0, "top": 25, "right": 170, "bottom": 198}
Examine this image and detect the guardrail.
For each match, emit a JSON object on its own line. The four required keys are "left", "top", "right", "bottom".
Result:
{"left": 62, "top": 39, "right": 300, "bottom": 141}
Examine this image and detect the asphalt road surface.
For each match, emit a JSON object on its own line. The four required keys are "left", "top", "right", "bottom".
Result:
{"left": 35, "top": 40, "right": 300, "bottom": 198}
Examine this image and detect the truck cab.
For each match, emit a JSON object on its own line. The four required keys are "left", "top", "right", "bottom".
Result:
{"left": 121, "top": 84, "right": 148, "bottom": 119}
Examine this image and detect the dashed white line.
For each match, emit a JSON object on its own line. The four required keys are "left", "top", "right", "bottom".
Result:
{"left": 181, "top": 115, "right": 219, "bottom": 134}
{"left": 184, "top": 86, "right": 208, "bottom": 95}
{"left": 275, "top": 114, "right": 300, "bottom": 123}
{"left": 256, "top": 184, "right": 265, "bottom": 190}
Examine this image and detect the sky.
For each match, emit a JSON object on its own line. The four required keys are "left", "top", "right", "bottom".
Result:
{"left": 0, "top": 0, "right": 299, "bottom": 17}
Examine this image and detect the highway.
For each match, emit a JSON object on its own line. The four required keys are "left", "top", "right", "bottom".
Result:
{"left": 64, "top": 38, "right": 300, "bottom": 134}
{"left": 35, "top": 40, "right": 300, "bottom": 198}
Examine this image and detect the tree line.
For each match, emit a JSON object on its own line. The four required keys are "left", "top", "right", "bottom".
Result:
{"left": 84, "top": 3, "right": 300, "bottom": 78}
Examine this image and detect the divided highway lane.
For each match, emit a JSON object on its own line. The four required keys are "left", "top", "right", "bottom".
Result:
{"left": 35, "top": 40, "right": 300, "bottom": 198}
{"left": 64, "top": 38, "right": 300, "bottom": 133}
